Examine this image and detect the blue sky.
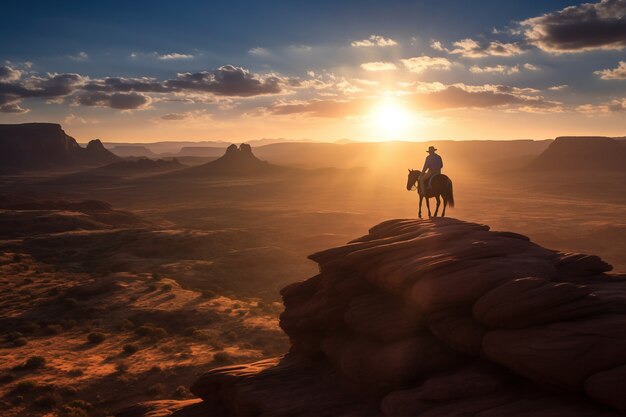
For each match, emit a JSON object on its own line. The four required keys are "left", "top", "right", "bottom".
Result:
{"left": 1, "top": 0, "right": 625, "bottom": 141}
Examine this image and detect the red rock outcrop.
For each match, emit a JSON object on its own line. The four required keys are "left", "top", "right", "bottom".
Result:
{"left": 120, "top": 218, "right": 626, "bottom": 416}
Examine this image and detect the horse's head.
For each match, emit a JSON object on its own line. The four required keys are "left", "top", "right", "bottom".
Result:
{"left": 406, "top": 169, "right": 421, "bottom": 191}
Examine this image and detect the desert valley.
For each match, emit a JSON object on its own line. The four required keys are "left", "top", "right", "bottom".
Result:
{"left": 0, "top": 122, "right": 625, "bottom": 416}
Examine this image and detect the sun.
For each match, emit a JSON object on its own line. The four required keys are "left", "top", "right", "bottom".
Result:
{"left": 369, "top": 98, "right": 413, "bottom": 139}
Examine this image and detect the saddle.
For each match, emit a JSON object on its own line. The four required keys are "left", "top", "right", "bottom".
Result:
{"left": 427, "top": 173, "right": 440, "bottom": 189}
{"left": 420, "top": 173, "right": 441, "bottom": 191}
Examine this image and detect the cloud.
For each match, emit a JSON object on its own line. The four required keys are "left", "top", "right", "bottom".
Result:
{"left": 248, "top": 47, "right": 270, "bottom": 56}
{"left": 0, "top": 103, "right": 29, "bottom": 113}
{"left": 521, "top": 0, "right": 626, "bottom": 53}
{"left": 577, "top": 98, "right": 626, "bottom": 113}
{"left": 548, "top": 84, "right": 568, "bottom": 90}
{"left": 360, "top": 62, "right": 397, "bottom": 71}
{"left": 523, "top": 63, "right": 540, "bottom": 71}
{"left": 69, "top": 52, "right": 89, "bottom": 61}
{"left": 595, "top": 61, "right": 626, "bottom": 79}
{"left": 167, "top": 65, "right": 283, "bottom": 96}
{"left": 157, "top": 53, "right": 194, "bottom": 60}
{"left": 73, "top": 91, "right": 152, "bottom": 109}
{"left": 268, "top": 98, "right": 374, "bottom": 117}
{"left": 432, "top": 38, "right": 525, "bottom": 58}
{"left": 0, "top": 65, "right": 22, "bottom": 81}
{"left": 159, "top": 112, "right": 190, "bottom": 120}
{"left": 351, "top": 35, "right": 398, "bottom": 47}
{"left": 401, "top": 56, "right": 452, "bottom": 73}
{"left": 266, "top": 83, "right": 557, "bottom": 117}
{"left": 470, "top": 64, "right": 520, "bottom": 75}
{"left": 62, "top": 113, "right": 99, "bottom": 125}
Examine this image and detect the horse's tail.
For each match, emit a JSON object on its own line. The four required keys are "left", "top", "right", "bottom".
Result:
{"left": 445, "top": 178, "right": 455, "bottom": 208}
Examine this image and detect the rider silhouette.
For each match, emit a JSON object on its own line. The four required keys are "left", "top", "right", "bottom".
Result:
{"left": 419, "top": 146, "right": 443, "bottom": 192}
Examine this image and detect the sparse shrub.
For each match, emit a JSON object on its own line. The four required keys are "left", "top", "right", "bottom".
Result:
{"left": 87, "top": 332, "right": 105, "bottom": 344}
{"left": 15, "top": 356, "right": 46, "bottom": 370}
{"left": 160, "top": 283, "right": 173, "bottom": 292}
{"left": 213, "top": 351, "right": 232, "bottom": 364}
{"left": 135, "top": 325, "right": 155, "bottom": 337}
{"left": 12, "top": 337, "right": 27, "bottom": 347}
{"left": 18, "top": 322, "right": 40, "bottom": 333}
{"left": 60, "top": 399, "right": 92, "bottom": 417}
{"left": 146, "top": 283, "right": 158, "bottom": 292}
{"left": 34, "top": 393, "right": 60, "bottom": 408}
{"left": 151, "top": 327, "right": 167, "bottom": 339}
{"left": 147, "top": 383, "right": 166, "bottom": 396}
{"left": 60, "top": 386, "right": 78, "bottom": 396}
{"left": 59, "top": 405, "right": 89, "bottom": 417}
{"left": 0, "top": 373, "right": 15, "bottom": 384}
{"left": 115, "top": 318, "right": 134, "bottom": 330}
{"left": 6, "top": 331, "right": 24, "bottom": 341}
{"left": 44, "top": 324, "right": 63, "bottom": 335}
{"left": 68, "top": 369, "right": 83, "bottom": 377}
{"left": 173, "top": 385, "right": 190, "bottom": 398}
{"left": 184, "top": 326, "right": 198, "bottom": 337}
{"left": 13, "top": 380, "right": 38, "bottom": 393}
{"left": 123, "top": 343, "right": 139, "bottom": 354}
{"left": 149, "top": 365, "right": 162, "bottom": 373}
{"left": 200, "top": 289, "right": 216, "bottom": 298}
{"left": 63, "top": 298, "right": 78, "bottom": 309}
{"left": 115, "top": 362, "right": 129, "bottom": 373}
{"left": 151, "top": 272, "right": 160, "bottom": 281}
{"left": 135, "top": 324, "right": 167, "bottom": 339}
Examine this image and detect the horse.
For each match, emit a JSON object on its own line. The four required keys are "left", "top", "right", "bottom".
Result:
{"left": 406, "top": 169, "right": 454, "bottom": 218}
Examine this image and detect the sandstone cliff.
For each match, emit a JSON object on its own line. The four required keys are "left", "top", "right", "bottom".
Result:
{"left": 120, "top": 218, "right": 626, "bottom": 416}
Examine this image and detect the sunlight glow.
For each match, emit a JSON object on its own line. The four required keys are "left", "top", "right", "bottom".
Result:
{"left": 369, "top": 98, "right": 413, "bottom": 139}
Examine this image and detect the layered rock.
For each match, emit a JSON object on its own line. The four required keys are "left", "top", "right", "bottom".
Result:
{"left": 0, "top": 123, "right": 119, "bottom": 170}
{"left": 528, "top": 136, "right": 626, "bottom": 171}
{"left": 121, "top": 218, "right": 626, "bottom": 416}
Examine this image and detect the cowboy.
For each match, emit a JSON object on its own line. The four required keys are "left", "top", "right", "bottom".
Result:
{"left": 419, "top": 146, "right": 443, "bottom": 192}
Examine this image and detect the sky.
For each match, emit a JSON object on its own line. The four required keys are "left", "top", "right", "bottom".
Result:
{"left": 1, "top": 0, "right": 626, "bottom": 142}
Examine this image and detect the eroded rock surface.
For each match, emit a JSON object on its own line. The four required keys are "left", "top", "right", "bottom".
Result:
{"left": 121, "top": 218, "right": 626, "bottom": 416}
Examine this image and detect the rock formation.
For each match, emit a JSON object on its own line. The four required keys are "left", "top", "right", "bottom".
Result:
{"left": 171, "top": 144, "right": 292, "bottom": 177}
{"left": 0, "top": 123, "right": 119, "bottom": 171}
{"left": 120, "top": 218, "right": 626, "bottom": 416}
{"left": 528, "top": 136, "right": 626, "bottom": 171}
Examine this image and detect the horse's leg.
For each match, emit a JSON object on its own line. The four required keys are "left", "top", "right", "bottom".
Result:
{"left": 434, "top": 195, "right": 441, "bottom": 217}
{"left": 442, "top": 198, "right": 447, "bottom": 217}
{"left": 418, "top": 194, "right": 423, "bottom": 218}
{"left": 425, "top": 196, "right": 432, "bottom": 218}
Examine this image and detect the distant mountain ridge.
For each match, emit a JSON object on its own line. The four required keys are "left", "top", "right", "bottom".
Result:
{"left": 528, "top": 136, "right": 626, "bottom": 171}
{"left": 0, "top": 123, "right": 119, "bottom": 171}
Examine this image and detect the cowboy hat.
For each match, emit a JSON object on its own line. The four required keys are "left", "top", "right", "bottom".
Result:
{"left": 426, "top": 146, "right": 437, "bottom": 152}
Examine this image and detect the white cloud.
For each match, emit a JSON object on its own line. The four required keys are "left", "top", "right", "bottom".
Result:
{"left": 401, "top": 56, "right": 452, "bottom": 73}
{"left": 470, "top": 64, "right": 520, "bottom": 75}
{"left": 548, "top": 84, "right": 568, "bottom": 91}
{"left": 360, "top": 61, "right": 397, "bottom": 71}
{"left": 523, "top": 63, "right": 539, "bottom": 71}
{"left": 432, "top": 38, "right": 524, "bottom": 58}
{"left": 595, "top": 61, "right": 626, "bottom": 80}
{"left": 69, "top": 52, "right": 89, "bottom": 61}
{"left": 248, "top": 47, "right": 270, "bottom": 56}
{"left": 351, "top": 35, "right": 398, "bottom": 47}
{"left": 157, "top": 53, "right": 194, "bottom": 60}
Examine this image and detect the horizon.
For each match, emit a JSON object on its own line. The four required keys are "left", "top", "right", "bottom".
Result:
{"left": 1, "top": 0, "right": 626, "bottom": 142}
